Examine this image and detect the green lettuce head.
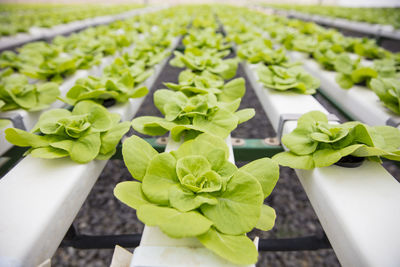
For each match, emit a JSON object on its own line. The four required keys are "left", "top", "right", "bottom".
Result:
{"left": 257, "top": 64, "right": 319, "bottom": 95}
{"left": 0, "top": 70, "right": 60, "bottom": 112}
{"left": 170, "top": 51, "right": 239, "bottom": 80}
{"left": 333, "top": 54, "right": 378, "bottom": 89}
{"left": 164, "top": 69, "right": 245, "bottom": 102}
{"left": 114, "top": 133, "right": 279, "bottom": 265}
{"left": 5, "top": 101, "right": 130, "bottom": 163}
{"left": 131, "top": 90, "right": 255, "bottom": 141}
{"left": 273, "top": 111, "right": 400, "bottom": 169}
{"left": 370, "top": 78, "right": 400, "bottom": 114}
{"left": 61, "top": 73, "right": 148, "bottom": 106}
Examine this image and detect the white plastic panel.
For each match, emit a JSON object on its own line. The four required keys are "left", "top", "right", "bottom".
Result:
{"left": 267, "top": 8, "right": 400, "bottom": 41}
{"left": 289, "top": 51, "right": 398, "bottom": 126}
{"left": 282, "top": 121, "right": 400, "bottom": 267}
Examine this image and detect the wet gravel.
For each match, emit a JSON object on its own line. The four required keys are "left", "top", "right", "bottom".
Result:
{"left": 52, "top": 46, "right": 400, "bottom": 266}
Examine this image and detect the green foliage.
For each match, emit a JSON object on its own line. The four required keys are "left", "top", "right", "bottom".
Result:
{"left": 61, "top": 74, "right": 148, "bottom": 106}
{"left": 238, "top": 39, "right": 293, "bottom": 67}
{"left": 257, "top": 64, "right": 319, "bottom": 94}
{"left": 170, "top": 51, "right": 238, "bottom": 80}
{"left": 273, "top": 111, "right": 400, "bottom": 169}
{"left": 183, "top": 28, "right": 231, "bottom": 51}
{"left": 0, "top": 4, "right": 143, "bottom": 37}
{"left": 132, "top": 90, "right": 254, "bottom": 141}
{"left": 0, "top": 7, "right": 187, "bottom": 86}
{"left": 114, "top": 133, "right": 279, "bottom": 265}
{"left": 5, "top": 101, "right": 130, "bottom": 163}
{"left": 312, "top": 41, "right": 344, "bottom": 71}
{"left": 268, "top": 5, "right": 400, "bottom": 29}
{"left": 0, "top": 69, "right": 60, "bottom": 111}
{"left": 370, "top": 78, "right": 400, "bottom": 114}
{"left": 333, "top": 54, "right": 378, "bottom": 89}
{"left": 165, "top": 70, "right": 245, "bottom": 102}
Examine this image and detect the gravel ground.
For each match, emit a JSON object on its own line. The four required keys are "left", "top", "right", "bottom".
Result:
{"left": 52, "top": 50, "right": 344, "bottom": 267}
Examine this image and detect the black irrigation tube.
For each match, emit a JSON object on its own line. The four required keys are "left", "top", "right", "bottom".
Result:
{"left": 258, "top": 234, "right": 332, "bottom": 251}
{"left": 61, "top": 230, "right": 332, "bottom": 252}
{"left": 61, "top": 233, "right": 142, "bottom": 249}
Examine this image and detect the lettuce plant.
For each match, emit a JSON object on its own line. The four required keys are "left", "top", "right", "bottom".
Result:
{"left": 370, "top": 78, "right": 400, "bottom": 114}
{"left": 114, "top": 133, "right": 279, "bottom": 265}
{"left": 61, "top": 74, "right": 148, "bottom": 106}
{"left": 0, "top": 42, "right": 80, "bottom": 83}
{"left": 225, "top": 26, "right": 263, "bottom": 45}
{"left": 351, "top": 39, "right": 390, "bottom": 60}
{"left": 373, "top": 59, "right": 399, "bottom": 79}
{"left": 121, "top": 43, "right": 171, "bottom": 69}
{"left": 164, "top": 70, "right": 245, "bottom": 102}
{"left": 182, "top": 28, "right": 231, "bottom": 51}
{"left": 290, "top": 36, "right": 319, "bottom": 54}
{"left": 132, "top": 90, "right": 254, "bottom": 141}
{"left": 0, "top": 70, "right": 59, "bottom": 111}
{"left": 334, "top": 54, "right": 377, "bottom": 89}
{"left": 257, "top": 64, "right": 319, "bottom": 94}
{"left": 273, "top": 111, "right": 400, "bottom": 169}
{"left": 312, "top": 41, "right": 344, "bottom": 71}
{"left": 22, "top": 54, "right": 80, "bottom": 83}
{"left": 5, "top": 101, "right": 130, "bottom": 163}
{"left": 238, "top": 40, "right": 293, "bottom": 67}
{"left": 170, "top": 51, "right": 238, "bottom": 80}
{"left": 0, "top": 42, "right": 59, "bottom": 72}
{"left": 103, "top": 57, "right": 154, "bottom": 85}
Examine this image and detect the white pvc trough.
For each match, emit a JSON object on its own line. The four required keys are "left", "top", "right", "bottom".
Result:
{"left": 267, "top": 8, "right": 400, "bottom": 41}
{"left": 243, "top": 60, "right": 400, "bottom": 267}
{"left": 289, "top": 51, "right": 400, "bottom": 127}
{"left": 0, "top": 6, "right": 161, "bottom": 52}
{"left": 130, "top": 136, "right": 258, "bottom": 267}
{"left": 0, "top": 87, "right": 147, "bottom": 267}
{"left": 0, "top": 39, "right": 178, "bottom": 266}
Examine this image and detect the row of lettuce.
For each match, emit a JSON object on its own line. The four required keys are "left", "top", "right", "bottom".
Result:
{"left": 219, "top": 6, "right": 400, "bottom": 115}
{"left": 267, "top": 4, "right": 400, "bottom": 29}
{"left": 0, "top": 10, "right": 160, "bottom": 87}
{"left": 218, "top": 6, "right": 400, "bottom": 170}
{"left": 113, "top": 10, "right": 280, "bottom": 265}
{"left": 2, "top": 5, "right": 400, "bottom": 266}
{"left": 0, "top": 8, "right": 186, "bottom": 113}
{"left": 0, "top": 3, "right": 143, "bottom": 37}
{"left": 2, "top": 7, "right": 188, "bottom": 162}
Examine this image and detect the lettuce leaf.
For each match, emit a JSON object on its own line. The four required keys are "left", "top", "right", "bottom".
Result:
{"left": 273, "top": 111, "right": 400, "bottom": 169}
